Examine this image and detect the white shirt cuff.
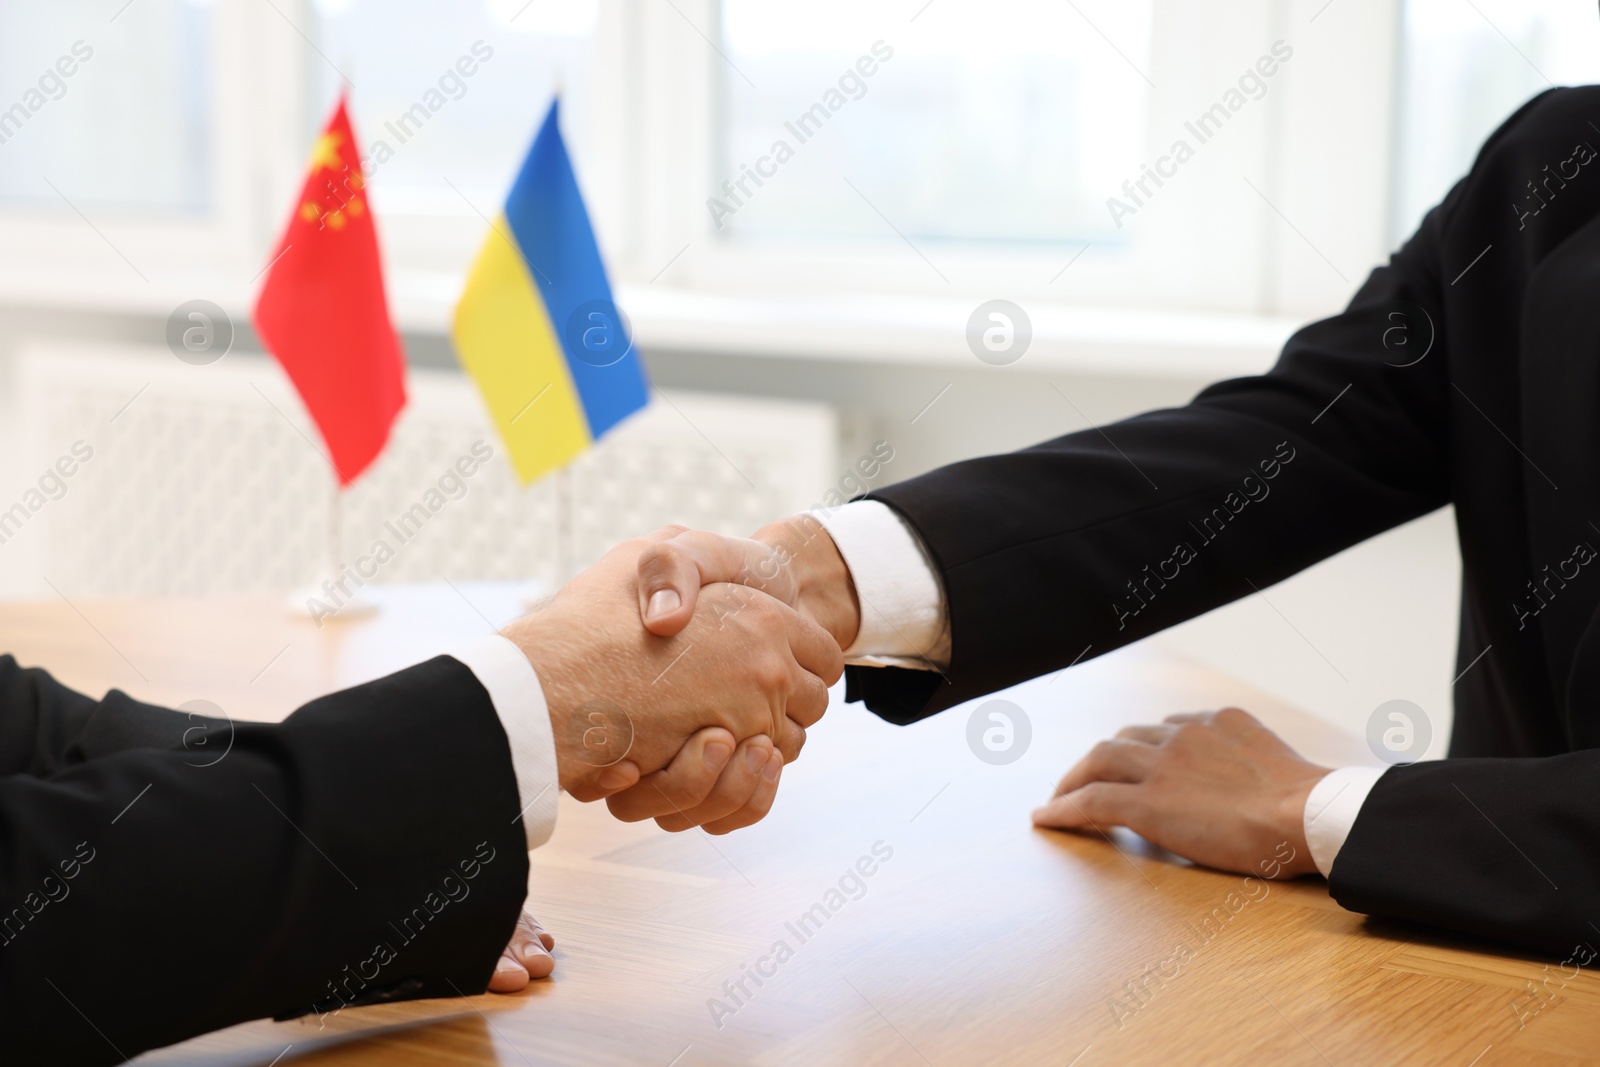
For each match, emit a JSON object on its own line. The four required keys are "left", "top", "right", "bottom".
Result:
{"left": 451, "top": 635, "right": 559, "bottom": 850}
{"left": 1302, "top": 765, "right": 1385, "bottom": 878}
{"left": 809, "top": 499, "right": 950, "bottom": 670}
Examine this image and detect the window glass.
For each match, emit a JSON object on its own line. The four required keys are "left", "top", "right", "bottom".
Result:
{"left": 1394, "top": 0, "right": 1600, "bottom": 241}
{"left": 311, "top": 0, "right": 599, "bottom": 217}
{"left": 717, "top": 0, "right": 1154, "bottom": 247}
{"left": 0, "top": 0, "right": 213, "bottom": 214}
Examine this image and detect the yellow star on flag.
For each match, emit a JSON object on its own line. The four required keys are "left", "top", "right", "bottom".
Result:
{"left": 308, "top": 130, "right": 344, "bottom": 174}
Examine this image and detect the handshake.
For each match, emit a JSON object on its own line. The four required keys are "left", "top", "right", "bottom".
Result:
{"left": 502, "top": 515, "right": 861, "bottom": 834}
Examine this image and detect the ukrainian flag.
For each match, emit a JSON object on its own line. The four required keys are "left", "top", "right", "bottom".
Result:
{"left": 452, "top": 99, "right": 649, "bottom": 485}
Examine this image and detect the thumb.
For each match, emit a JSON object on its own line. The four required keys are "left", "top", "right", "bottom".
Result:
{"left": 636, "top": 540, "right": 702, "bottom": 637}
{"left": 1031, "top": 783, "right": 1137, "bottom": 831}
{"left": 636, "top": 531, "right": 792, "bottom": 637}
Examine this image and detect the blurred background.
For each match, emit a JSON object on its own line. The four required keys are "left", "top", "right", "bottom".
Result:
{"left": 0, "top": 0, "right": 1594, "bottom": 750}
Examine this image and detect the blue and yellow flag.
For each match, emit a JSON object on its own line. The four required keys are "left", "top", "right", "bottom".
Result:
{"left": 452, "top": 99, "right": 649, "bottom": 485}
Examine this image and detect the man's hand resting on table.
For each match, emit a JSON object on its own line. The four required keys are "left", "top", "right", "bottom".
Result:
{"left": 1033, "top": 708, "right": 1329, "bottom": 877}
{"left": 488, "top": 910, "right": 557, "bottom": 991}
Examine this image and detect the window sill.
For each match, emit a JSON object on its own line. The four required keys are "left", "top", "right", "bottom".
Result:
{"left": 0, "top": 268, "right": 1298, "bottom": 383}
{"left": 394, "top": 272, "right": 1297, "bottom": 381}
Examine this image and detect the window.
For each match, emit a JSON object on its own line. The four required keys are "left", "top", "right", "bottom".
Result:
{"left": 310, "top": 0, "right": 600, "bottom": 219}
{"left": 672, "top": 0, "right": 1330, "bottom": 314}
{"left": 0, "top": 0, "right": 214, "bottom": 214}
{"left": 0, "top": 0, "right": 1417, "bottom": 328}
{"left": 1394, "top": 0, "right": 1600, "bottom": 242}
{"left": 717, "top": 0, "right": 1154, "bottom": 247}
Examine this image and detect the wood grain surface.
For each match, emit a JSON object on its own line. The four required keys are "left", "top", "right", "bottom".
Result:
{"left": 2, "top": 584, "right": 1594, "bottom": 1066}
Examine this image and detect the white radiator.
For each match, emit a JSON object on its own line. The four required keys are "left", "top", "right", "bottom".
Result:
{"left": 6, "top": 343, "right": 836, "bottom": 599}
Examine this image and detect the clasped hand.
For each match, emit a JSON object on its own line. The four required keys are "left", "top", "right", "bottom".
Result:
{"left": 501, "top": 520, "right": 853, "bottom": 835}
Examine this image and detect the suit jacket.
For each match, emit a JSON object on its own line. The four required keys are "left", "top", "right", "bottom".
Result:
{"left": 850, "top": 85, "right": 1600, "bottom": 958}
{"left": 0, "top": 654, "right": 529, "bottom": 1065}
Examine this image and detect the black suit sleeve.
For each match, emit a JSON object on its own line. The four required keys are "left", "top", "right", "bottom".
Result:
{"left": 0, "top": 656, "right": 228, "bottom": 778}
{"left": 0, "top": 654, "right": 530, "bottom": 1067}
{"left": 1330, "top": 756, "right": 1600, "bottom": 955}
{"left": 852, "top": 214, "right": 1454, "bottom": 721}
{"left": 848, "top": 98, "right": 1544, "bottom": 724}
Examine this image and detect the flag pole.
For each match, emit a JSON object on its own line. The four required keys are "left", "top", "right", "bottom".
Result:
{"left": 329, "top": 484, "right": 342, "bottom": 580}
{"left": 328, "top": 484, "right": 375, "bottom": 614}
{"left": 556, "top": 464, "right": 573, "bottom": 583}
{"left": 286, "top": 479, "right": 377, "bottom": 620}
{"left": 551, "top": 69, "right": 570, "bottom": 585}
{"left": 519, "top": 464, "right": 573, "bottom": 612}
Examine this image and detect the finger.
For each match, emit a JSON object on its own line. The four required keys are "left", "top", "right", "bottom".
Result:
{"left": 511, "top": 910, "right": 556, "bottom": 979}
{"left": 780, "top": 600, "right": 845, "bottom": 686}
{"left": 488, "top": 910, "right": 555, "bottom": 992}
{"left": 1114, "top": 724, "right": 1176, "bottom": 745}
{"left": 1050, "top": 739, "right": 1159, "bottom": 799}
{"left": 1162, "top": 710, "right": 1214, "bottom": 725}
{"left": 593, "top": 760, "right": 641, "bottom": 796}
{"left": 784, "top": 666, "right": 831, "bottom": 730}
{"left": 701, "top": 749, "right": 783, "bottom": 835}
{"left": 770, "top": 615, "right": 833, "bottom": 761}
{"left": 1031, "top": 782, "right": 1143, "bottom": 831}
{"left": 771, "top": 708, "right": 807, "bottom": 764}
{"left": 489, "top": 950, "right": 531, "bottom": 992}
{"left": 657, "top": 735, "right": 774, "bottom": 832}
{"left": 637, "top": 532, "right": 790, "bottom": 637}
{"left": 606, "top": 727, "right": 737, "bottom": 822}
{"left": 567, "top": 757, "right": 640, "bottom": 804}
{"left": 524, "top": 912, "right": 555, "bottom": 951}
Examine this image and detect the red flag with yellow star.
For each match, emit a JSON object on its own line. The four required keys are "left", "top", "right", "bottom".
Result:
{"left": 253, "top": 95, "right": 405, "bottom": 486}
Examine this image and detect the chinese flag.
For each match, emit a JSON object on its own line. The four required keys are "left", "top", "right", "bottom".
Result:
{"left": 253, "top": 95, "right": 405, "bottom": 486}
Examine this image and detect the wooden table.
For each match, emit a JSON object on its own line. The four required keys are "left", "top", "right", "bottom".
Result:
{"left": 3, "top": 585, "right": 1596, "bottom": 1066}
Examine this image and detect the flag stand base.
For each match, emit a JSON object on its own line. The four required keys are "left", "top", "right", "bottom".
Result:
{"left": 283, "top": 486, "right": 380, "bottom": 622}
